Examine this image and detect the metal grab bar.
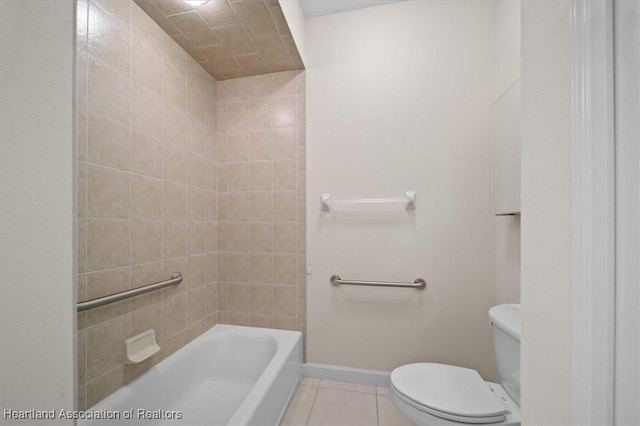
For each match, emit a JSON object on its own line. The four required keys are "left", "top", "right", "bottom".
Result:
{"left": 330, "top": 275, "right": 426, "bottom": 290}
{"left": 77, "top": 272, "right": 183, "bottom": 312}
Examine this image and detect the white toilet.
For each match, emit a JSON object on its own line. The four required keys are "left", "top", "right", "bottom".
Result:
{"left": 390, "top": 304, "right": 521, "bottom": 426}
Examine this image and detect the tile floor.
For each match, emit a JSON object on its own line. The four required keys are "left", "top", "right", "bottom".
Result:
{"left": 280, "top": 378, "right": 415, "bottom": 426}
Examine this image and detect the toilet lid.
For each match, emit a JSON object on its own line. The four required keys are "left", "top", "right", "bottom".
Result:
{"left": 391, "top": 363, "right": 508, "bottom": 421}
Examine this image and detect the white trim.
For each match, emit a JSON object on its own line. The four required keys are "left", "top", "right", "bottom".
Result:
{"left": 303, "top": 363, "right": 391, "bottom": 386}
{"left": 569, "top": 1, "right": 616, "bottom": 424}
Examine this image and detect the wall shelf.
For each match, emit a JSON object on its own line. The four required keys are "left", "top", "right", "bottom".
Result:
{"left": 321, "top": 191, "right": 415, "bottom": 211}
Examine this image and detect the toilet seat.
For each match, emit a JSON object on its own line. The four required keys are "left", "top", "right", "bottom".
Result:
{"left": 391, "top": 363, "right": 509, "bottom": 424}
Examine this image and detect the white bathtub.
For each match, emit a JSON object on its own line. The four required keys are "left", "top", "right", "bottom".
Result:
{"left": 80, "top": 325, "right": 303, "bottom": 426}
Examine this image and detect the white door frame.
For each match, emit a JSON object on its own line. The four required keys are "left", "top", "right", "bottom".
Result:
{"left": 569, "top": 0, "right": 616, "bottom": 424}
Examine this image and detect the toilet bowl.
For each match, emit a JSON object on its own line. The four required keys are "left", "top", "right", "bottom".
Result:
{"left": 391, "top": 304, "right": 521, "bottom": 426}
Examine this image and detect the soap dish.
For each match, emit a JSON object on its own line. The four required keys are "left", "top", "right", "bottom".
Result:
{"left": 124, "top": 329, "right": 160, "bottom": 364}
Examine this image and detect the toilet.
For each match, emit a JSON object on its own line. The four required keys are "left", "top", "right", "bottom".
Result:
{"left": 390, "top": 304, "right": 521, "bottom": 426}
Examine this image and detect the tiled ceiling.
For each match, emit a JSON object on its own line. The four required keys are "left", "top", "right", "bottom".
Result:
{"left": 133, "top": 0, "right": 304, "bottom": 80}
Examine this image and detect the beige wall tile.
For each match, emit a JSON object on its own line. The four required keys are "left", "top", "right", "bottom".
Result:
{"left": 187, "top": 255, "right": 206, "bottom": 290}
{"left": 250, "top": 74, "right": 272, "bottom": 99}
{"left": 132, "top": 83, "right": 162, "bottom": 137}
{"left": 227, "top": 192, "right": 251, "bottom": 221}
{"left": 131, "top": 174, "right": 162, "bottom": 219}
{"left": 187, "top": 117, "right": 206, "bottom": 156}
{"left": 163, "top": 182, "right": 186, "bottom": 220}
{"left": 131, "top": 37, "right": 162, "bottom": 98}
{"left": 273, "top": 159, "right": 296, "bottom": 190}
{"left": 205, "top": 221, "right": 217, "bottom": 252}
{"left": 186, "top": 288, "right": 206, "bottom": 326}
{"left": 251, "top": 314, "right": 273, "bottom": 328}
{"left": 87, "top": 366, "right": 126, "bottom": 408}
{"left": 273, "top": 285, "right": 296, "bottom": 317}
{"left": 273, "top": 127, "right": 295, "bottom": 159}
{"left": 228, "top": 282, "right": 251, "bottom": 312}
{"left": 227, "top": 102, "right": 251, "bottom": 132}
{"left": 273, "top": 191, "right": 295, "bottom": 221}
{"left": 162, "top": 221, "right": 186, "bottom": 260}
{"left": 209, "top": 284, "right": 218, "bottom": 315}
{"left": 88, "top": 4, "right": 130, "bottom": 76}
{"left": 228, "top": 223, "right": 250, "bottom": 252}
{"left": 187, "top": 187, "right": 206, "bottom": 221}
{"left": 163, "top": 142, "right": 186, "bottom": 184}
{"left": 163, "top": 62, "right": 186, "bottom": 111}
{"left": 88, "top": 111, "right": 131, "bottom": 171}
{"left": 250, "top": 99, "right": 272, "bottom": 129}
{"left": 77, "top": 105, "right": 89, "bottom": 162}
{"left": 87, "top": 219, "right": 130, "bottom": 271}
{"left": 273, "top": 222, "right": 295, "bottom": 253}
{"left": 131, "top": 129, "right": 162, "bottom": 178}
{"left": 92, "top": 0, "right": 131, "bottom": 26}
{"left": 132, "top": 2, "right": 163, "bottom": 56}
{"left": 187, "top": 81, "right": 206, "bottom": 124}
{"left": 228, "top": 131, "right": 250, "bottom": 161}
{"left": 250, "top": 285, "right": 272, "bottom": 314}
{"left": 250, "top": 161, "right": 273, "bottom": 191}
{"left": 161, "top": 294, "right": 186, "bottom": 339}
{"left": 273, "top": 71, "right": 297, "bottom": 97}
{"left": 273, "top": 253, "right": 295, "bottom": 285}
{"left": 86, "top": 315, "right": 129, "bottom": 381}
{"left": 131, "top": 220, "right": 162, "bottom": 264}
{"left": 163, "top": 33, "right": 187, "bottom": 76}
{"left": 187, "top": 152, "right": 206, "bottom": 189}
{"left": 88, "top": 57, "right": 130, "bottom": 124}
{"left": 251, "top": 253, "right": 273, "bottom": 284}
{"left": 162, "top": 102, "right": 186, "bottom": 148}
{"left": 187, "top": 221, "right": 207, "bottom": 256}
{"left": 78, "top": 219, "right": 88, "bottom": 274}
{"left": 228, "top": 162, "right": 251, "bottom": 191}
{"left": 206, "top": 253, "right": 218, "bottom": 285}
{"left": 77, "top": 0, "right": 89, "bottom": 51}
{"left": 250, "top": 191, "right": 273, "bottom": 222}
{"left": 250, "top": 129, "right": 272, "bottom": 160}
{"left": 228, "top": 253, "right": 250, "bottom": 283}
{"left": 272, "top": 96, "right": 296, "bottom": 128}
{"left": 251, "top": 223, "right": 273, "bottom": 253}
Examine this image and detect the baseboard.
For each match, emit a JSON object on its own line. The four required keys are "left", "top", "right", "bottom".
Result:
{"left": 302, "top": 363, "right": 391, "bottom": 387}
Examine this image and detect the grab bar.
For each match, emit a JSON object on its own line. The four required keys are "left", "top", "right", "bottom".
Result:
{"left": 330, "top": 275, "right": 426, "bottom": 290}
{"left": 77, "top": 272, "right": 183, "bottom": 312}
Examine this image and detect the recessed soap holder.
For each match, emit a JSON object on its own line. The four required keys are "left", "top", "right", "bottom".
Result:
{"left": 124, "top": 329, "right": 160, "bottom": 364}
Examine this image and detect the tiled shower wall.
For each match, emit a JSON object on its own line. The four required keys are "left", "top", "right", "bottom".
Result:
{"left": 76, "top": 0, "right": 219, "bottom": 409}
{"left": 215, "top": 72, "right": 306, "bottom": 331}
{"left": 76, "top": 0, "right": 306, "bottom": 410}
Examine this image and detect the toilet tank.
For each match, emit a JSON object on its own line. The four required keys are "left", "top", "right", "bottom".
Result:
{"left": 489, "top": 304, "right": 521, "bottom": 406}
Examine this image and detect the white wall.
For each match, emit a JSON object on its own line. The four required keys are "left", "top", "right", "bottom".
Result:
{"left": 0, "top": 1, "right": 76, "bottom": 423}
{"left": 494, "top": 0, "right": 521, "bottom": 305}
{"left": 305, "top": 1, "right": 498, "bottom": 378}
{"left": 520, "top": 1, "right": 572, "bottom": 424}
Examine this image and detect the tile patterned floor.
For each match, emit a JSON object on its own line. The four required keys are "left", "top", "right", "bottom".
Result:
{"left": 280, "top": 378, "right": 415, "bottom": 426}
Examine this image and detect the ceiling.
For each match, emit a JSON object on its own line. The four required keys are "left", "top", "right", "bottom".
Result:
{"left": 134, "top": 0, "right": 304, "bottom": 80}
{"left": 298, "top": 0, "right": 406, "bottom": 18}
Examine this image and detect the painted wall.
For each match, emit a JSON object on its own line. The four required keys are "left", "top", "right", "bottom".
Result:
{"left": 0, "top": 0, "right": 76, "bottom": 423}
{"left": 520, "top": 1, "right": 572, "bottom": 424}
{"left": 494, "top": 0, "right": 521, "bottom": 305}
{"left": 75, "top": 0, "right": 219, "bottom": 408}
{"left": 305, "top": 1, "right": 498, "bottom": 378}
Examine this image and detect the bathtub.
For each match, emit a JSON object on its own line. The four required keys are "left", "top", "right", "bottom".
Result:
{"left": 80, "top": 325, "right": 303, "bottom": 426}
